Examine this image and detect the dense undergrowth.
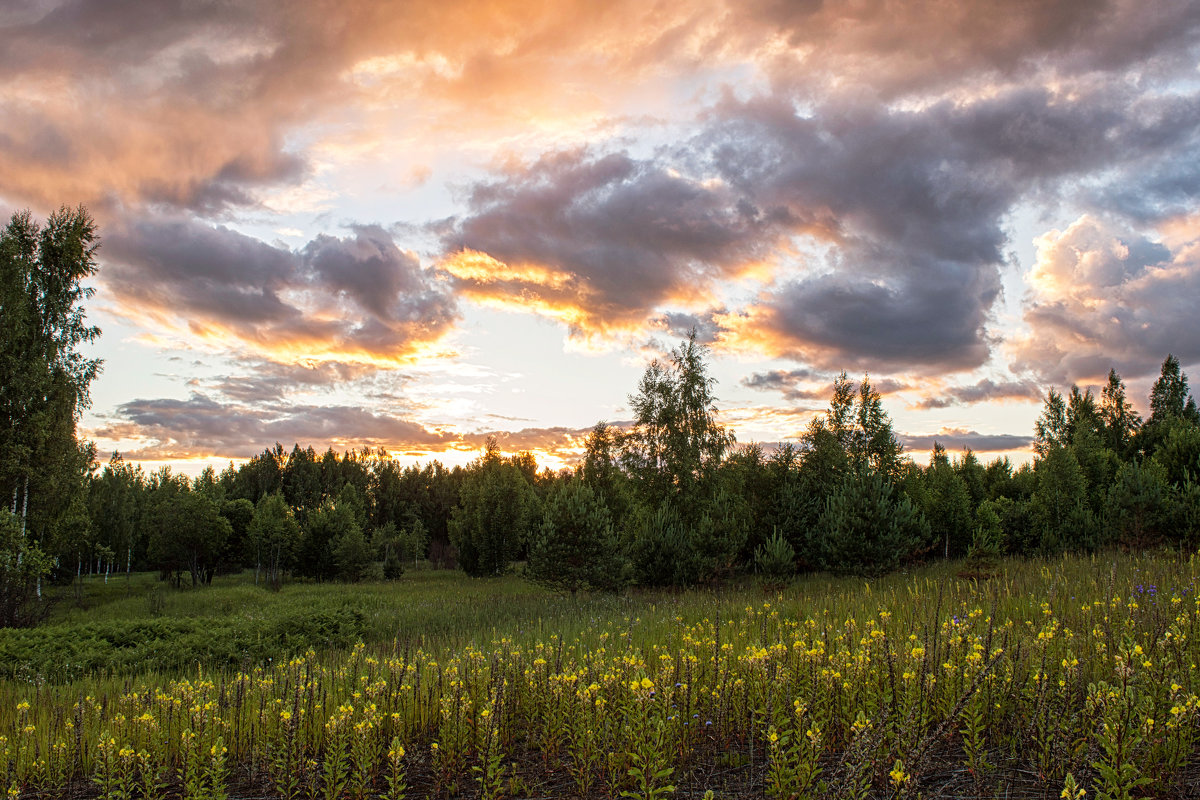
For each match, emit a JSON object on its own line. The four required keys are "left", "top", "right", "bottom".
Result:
{"left": 3, "top": 552, "right": 1200, "bottom": 799}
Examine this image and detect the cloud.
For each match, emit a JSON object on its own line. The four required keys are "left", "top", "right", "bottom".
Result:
{"left": 0, "top": 0, "right": 740, "bottom": 216}
{"left": 1010, "top": 214, "right": 1200, "bottom": 384}
{"left": 915, "top": 378, "right": 1044, "bottom": 410}
{"left": 901, "top": 428, "right": 1034, "bottom": 454}
{"left": 207, "top": 360, "right": 394, "bottom": 405}
{"left": 741, "top": 0, "right": 1200, "bottom": 97}
{"left": 3, "top": 0, "right": 1197, "bottom": 224}
{"left": 459, "top": 426, "right": 595, "bottom": 457}
{"left": 101, "top": 216, "right": 458, "bottom": 365}
{"left": 94, "top": 393, "right": 448, "bottom": 460}
{"left": 741, "top": 368, "right": 824, "bottom": 398}
{"left": 704, "top": 83, "right": 1200, "bottom": 372}
{"left": 439, "top": 149, "right": 784, "bottom": 338}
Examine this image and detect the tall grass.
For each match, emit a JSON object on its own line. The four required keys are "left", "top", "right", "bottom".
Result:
{"left": 3, "top": 552, "right": 1199, "bottom": 799}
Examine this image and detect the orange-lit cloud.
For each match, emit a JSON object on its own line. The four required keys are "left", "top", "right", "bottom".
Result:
{"left": 7, "top": 0, "right": 1200, "bottom": 475}
{"left": 100, "top": 218, "right": 459, "bottom": 367}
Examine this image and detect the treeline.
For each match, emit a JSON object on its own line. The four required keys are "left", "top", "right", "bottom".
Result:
{"left": 3, "top": 205, "right": 1199, "bottom": 623}
{"left": 51, "top": 337, "right": 1200, "bottom": 598}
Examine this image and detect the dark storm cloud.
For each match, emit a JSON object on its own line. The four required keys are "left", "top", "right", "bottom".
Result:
{"left": 98, "top": 393, "right": 448, "bottom": 460}
{"left": 438, "top": 80, "right": 1199, "bottom": 369}
{"left": 901, "top": 429, "right": 1034, "bottom": 454}
{"left": 915, "top": 379, "right": 1044, "bottom": 410}
{"left": 101, "top": 216, "right": 458, "bottom": 362}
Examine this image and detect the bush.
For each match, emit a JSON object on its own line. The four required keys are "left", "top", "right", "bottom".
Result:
{"left": 0, "top": 606, "right": 367, "bottom": 682}
{"left": 527, "top": 480, "right": 626, "bottom": 596}
{"left": 628, "top": 503, "right": 695, "bottom": 587}
{"left": 754, "top": 528, "right": 795, "bottom": 588}
{"left": 961, "top": 500, "right": 1003, "bottom": 579}
{"left": 817, "top": 469, "right": 928, "bottom": 577}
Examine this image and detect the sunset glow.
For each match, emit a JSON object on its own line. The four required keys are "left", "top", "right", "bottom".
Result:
{"left": 2, "top": 0, "right": 1197, "bottom": 473}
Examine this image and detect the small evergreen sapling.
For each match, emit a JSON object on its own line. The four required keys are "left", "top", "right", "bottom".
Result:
{"left": 527, "top": 479, "right": 626, "bottom": 596}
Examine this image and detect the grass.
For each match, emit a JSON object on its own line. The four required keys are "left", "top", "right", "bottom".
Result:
{"left": 2, "top": 551, "right": 1200, "bottom": 799}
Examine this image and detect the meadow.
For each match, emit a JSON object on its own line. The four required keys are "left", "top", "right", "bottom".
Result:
{"left": 3, "top": 553, "right": 1200, "bottom": 800}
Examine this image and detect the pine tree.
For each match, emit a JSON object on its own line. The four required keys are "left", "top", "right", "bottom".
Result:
{"left": 1105, "top": 460, "right": 1169, "bottom": 548}
{"left": 1034, "top": 390, "right": 1069, "bottom": 457}
{"left": 817, "top": 469, "right": 928, "bottom": 577}
{"left": 1100, "top": 369, "right": 1141, "bottom": 456}
{"left": 527, "top": 480, "right": 625, "bottom": 596}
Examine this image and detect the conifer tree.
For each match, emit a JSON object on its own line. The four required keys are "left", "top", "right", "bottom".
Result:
{"left": 1100, "top": 369, "right": 1141, "bottom": 456}
{"left": 527, "top": 479, "right": 625, "bottom": 596}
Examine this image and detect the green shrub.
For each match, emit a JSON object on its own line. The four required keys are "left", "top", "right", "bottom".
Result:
{"left": 527, "top": 479, "right": 626, "bottom": 596}
{"left": 754, "top": 528, "right": 795, "bottom": 587}
{"left": 817, "top": 469, "right": 928, "bottom": 577}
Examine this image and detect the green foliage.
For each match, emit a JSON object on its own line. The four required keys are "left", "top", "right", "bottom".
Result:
{"left": 1031, "top": 445, "right": 1096, "bottom": 554}
{"left": 1139, "top": 354, "right": 1200, "bottom": 457}
{"left": 924, "top": 446, "right": 974, "bottom": 558}
{"left": 0, "top": 507, "right": 51, "bottom": 627}
{"left": 527, "top": 479, "right": 626, "bottom": 595}
{"left": 248, "top": 492, "right": 300, "bottom": 589}
{"left": 1171, "top": 473, "right": 1200, "bottom": 547}
{"left": 1100, "top": 369, "right": 1141, "bottom": 457}
{"left": 689, "top": 480, "right": 750, "bottom": 582}
{"left": 753, "top": 528, "right": 795, "bottom": 586}
{"left": 0, "top": 604, "right": 367, "bottom": 681}
{"left": 624, "top": 331, "right": 734, "bottom": 506}
{"left": 86, "top": 453, "right": 144, "bottom": 578}
{"left": 816, "top": 469, "right": 928, "bottom": 576}
{"left": 332, "top": 525, "right": 373, "bottom": 582}
{"left": 628, "top": 503, "right": 692, "bottom": 587}
{"left": 1153, "top": 419, "right": 1200, "bottom": 487}
{"left": 0, "top": 207, "right": 101, "bottom": 558}
{"left": 583, "top": 420, "right": 633, "bottom": 520}
{"left": 145, "top": 478, "right": 232, "bottom": 588}
{"left": 450, "top": 443, "right": 538, "bottom": 576}
{"left": 300, "top": 498, "right": 361, "bottom": 580}
{"left": 962, "top": 500, "right": 1003, "bottom": 578}
{"left": 218, "top": 497, "right": 254, "bottom": 573}
{"left": 803, "top": 373, "right": 902, "bottom": 483}
{"left": 1035, "top": 389, "right": 1070, "bottom": 457}
{"left": 1105, "top": 460, "right": 1170, "bottom": 548}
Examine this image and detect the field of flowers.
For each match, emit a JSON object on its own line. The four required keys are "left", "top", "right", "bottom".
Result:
{"left": 3, "top": 552, "right": 1200, "bottom": 799}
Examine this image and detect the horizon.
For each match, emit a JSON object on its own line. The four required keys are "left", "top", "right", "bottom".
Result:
{"left": 2, "top": 1, "right": 1197, "bottom": 477}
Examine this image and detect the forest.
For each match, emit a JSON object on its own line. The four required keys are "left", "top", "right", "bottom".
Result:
{"left": 3, "top": 208, "right": 1200, "bottom": 629}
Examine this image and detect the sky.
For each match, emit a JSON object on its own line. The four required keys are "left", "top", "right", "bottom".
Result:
{"left": 2, "top": 0, "right": 1199, "bottom": 476}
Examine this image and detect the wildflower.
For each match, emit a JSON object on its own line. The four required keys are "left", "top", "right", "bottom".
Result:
{"left": 889, "top": 759, "right": 909, "bottom": 787}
